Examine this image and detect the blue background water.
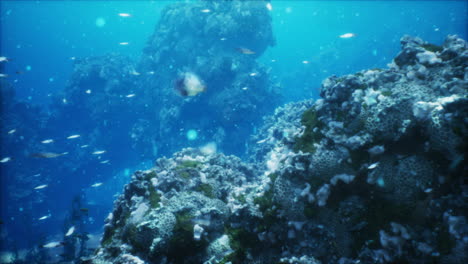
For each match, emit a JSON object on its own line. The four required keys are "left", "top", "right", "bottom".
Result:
{"left": 0, "top": 0, "right": 466, "bottom": 253}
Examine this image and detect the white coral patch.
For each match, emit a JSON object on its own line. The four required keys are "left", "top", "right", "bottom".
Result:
{"left": 316, "top": 184, "right": 331, "bottom": 207}
{"left": 416, "top": 51, "right": 442, "bottom": 65}
{"left": 330, "top": 173, "right": 355, "bottom": 185}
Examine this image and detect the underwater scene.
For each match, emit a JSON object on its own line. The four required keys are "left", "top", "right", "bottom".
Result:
{"left": 0, "top": 0, "right": 467, "bottom": 263}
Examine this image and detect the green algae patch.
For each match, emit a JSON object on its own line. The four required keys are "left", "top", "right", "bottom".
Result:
{"left": 224, "top": 226, "right": 260, "bottom": 263}
{"left": 149, "top": 187, "right": 161, "bottom": 208}
{"left": 175, "top": 160, "right": 204, "bottom": 180}
{"left": 176, "top": 160, "right": 203, "bottom": 170}
{"left": 293, "top": 108, "right": 324, "bottom": 153}
{"left": 422, "top": 43, "right": 443, "bottom": 53}
{"left": 195, "top": 183, "right": 215, "bottom": 198}
{"left": 166, "top": 210, "right": 208, "bottom": 262}
{"left": 254, "top": 173, "right": 281, "bottom": 232}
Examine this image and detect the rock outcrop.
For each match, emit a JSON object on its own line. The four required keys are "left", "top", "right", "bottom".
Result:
{"left": 90, "top": 35, "right": 467, "bottom": 264}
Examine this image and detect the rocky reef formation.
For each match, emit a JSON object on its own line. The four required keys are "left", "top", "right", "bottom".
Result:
{"left": 1, "top": 1, "right": 278, "bottom": 247}
{"left": 90, "top": 35, "right": 467, "bottom": 264}
{"left": 136, "top": 0, "right": 278, "bottom": 156}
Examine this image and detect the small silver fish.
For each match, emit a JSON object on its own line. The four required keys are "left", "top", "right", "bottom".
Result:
{"left": 31, "top": 152, "right": 67, "bottom": 158}
{"left": 0, "top": 57, "right": 9, "bottom": 62}
{"left": 42, "top": 241, "right": 64, "bottom": 248}
{"left": 339, "top": 33, "right": 356, "bottom": 39}
{"left": 80, "top": 145, "right": 89, "bottom": 148}
{"left": 67, "top": 134, "right": 80, "bottom": 139}
{"left": 38, "top": 215, "right": 50, "bottom": 220}
{"left": 367, "top": 162, "right": 379, "bottom": 170}
{"left": 126, "top": 94, "right": 136, "bottom": 98}
{"left": 7, "top": 129, "right": 16, "bottom": 134}
{"left": 91, "top": 182, "right": 103, "bottom": 188}
{"left": 0, "top": 157, "right": 11, "bottom": 163}
{"left": 129, "top": 70, "right": 140, "bottom": 76}
{"left": 118, "top": 13, "right": 131, "bottom": 17}
{"left": 100, "top": 160, "right": 110, "bottom": 164}
{"left": 65, "top": 226, "right": 75, "bottom": 236}
{"left": 92, "top": 150, "right": 106, "bottom": 155}
{"left": 34, "top": 184, "right": 48, "bottom": 190}
{"left": 41, "top": 139, "right": 54, "bottom": 144}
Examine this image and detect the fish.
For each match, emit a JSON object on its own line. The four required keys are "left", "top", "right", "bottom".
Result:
{"left": 129, "top": 70, "right": 140, "bottom": 76}
{"left": 100, "top": 160, "right": 110, "bottom": 164}
{"left": 7, "top": 129, "right": 16, "bottom": 134}
{"left": 118, "top": 13, "right": 131, "bottom": 17}
{"left": 65, "top": 226, "right": 75, "bottom": 236}
{"left": 367, "top": 162, "right": 379, "bottom": 170}
{"left": 339, "top": 33, "right": 356, "bottom": 39}
{"left": 174, "top": 72, "right": 206, "bottom": 97}
{"left": 302, "top": 60, "right": 310, "bottom": 64}
{"left": 126, "top": 94, "right": 136, "bottom": 98}
{"left": 85, "top": 89, "right": 91, "bottom": 94}
{"left": 249, "top": 72, "right": 258, "bottom": 77}
{"left": 67, "top": 134, "right": 80, "bottom": 139}
{"left": 236, "top": 47, "right": 255, "bottom": 55}
{"left": 34, "top": 184, "right": 48, "bottom": 190}
{"left": 256, "top": 138, "right": 268, "bottom": 144}
{"left": 0, "top": 56, "right": 9, "bottom": 62}
{"left": 266, "top": 2, "right": 273, "bottom": 11}
{"left": 42, "top": 241, "right": 64, "bottom": 248}
{"left": 80, "top": 145, "right": 89, "bottom": 148}
{"left": 0, "top": 157, "right": 11, "bottom": 163}
{"left": 119, "top": 42, "right": 129, "bottom": 45}
{"left": 200, "top": 9, "right": 211, "bottom": 13}
{"left": 31, "top": 152, "right": 67, "bottom": 158}
{"left": 0, "top": 74, "right": 8, "bottom": 78}
{"left": 38, "top": 215, "right": 50, "bottom": 220}
{"left": 92, "top": 150, "right": 106, "bottom": 155}
{"left": 91, "top": 182, "right": 103, "bottom": 188}
{"left": 41, "top": 139, "right": 54, "bottom": 144}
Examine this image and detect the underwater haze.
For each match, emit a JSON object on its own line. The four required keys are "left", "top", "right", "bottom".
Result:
{"left": 0, "top": 0, "right": 467, "bottom": 263}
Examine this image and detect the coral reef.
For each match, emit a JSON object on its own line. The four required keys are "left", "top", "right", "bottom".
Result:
{"left": 0, "top": 0, "right": 279, "bottom": 247}
{"left": 90, "top": 35, "right": 467, "bottom": 264}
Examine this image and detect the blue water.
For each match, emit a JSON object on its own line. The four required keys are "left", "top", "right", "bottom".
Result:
{"left": 0, "top": 0, "right": 466, "bottom": 256}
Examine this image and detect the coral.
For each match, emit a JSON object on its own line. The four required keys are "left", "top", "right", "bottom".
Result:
{"left": 91, "top": 35, "right": 468, "bottom": 264}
